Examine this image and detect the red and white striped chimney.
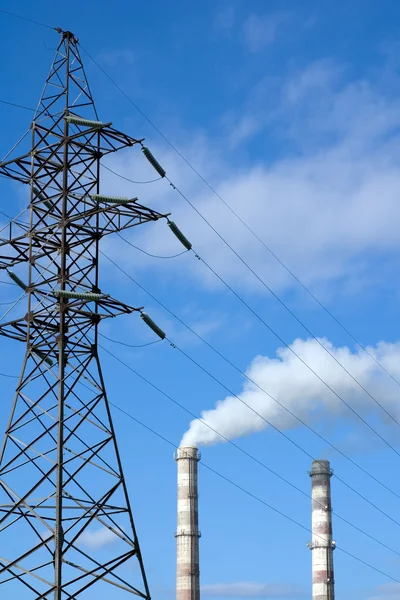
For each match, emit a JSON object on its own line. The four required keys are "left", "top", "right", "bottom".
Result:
{"left": 175, "top": 446, "right": 200, "bottom": 600}
{"left": 309, "top": 460, "right": 335, "bottom": 600}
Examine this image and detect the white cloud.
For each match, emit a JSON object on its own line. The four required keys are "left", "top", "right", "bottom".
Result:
{"left": 97, "top": 49, "right": 135, "bottom": 67}
{"left": 78, "top": 526, "right": 119, "bottom": 550}
{"left": 367, "top": 583, "right": 400, "bottom": 600}
{"left": 228, "top": 115, "right": 264, "bottom": 146}
{"left": 202, "top": 582, "right": 306, "bottom": 598}
{"left": 242, "top": 12, "right": 288, "bottom": 52}
{"left": 214, "top": 6, "right": 236, "bottom": 35}
{"left": 181, "top": 338, "right": 400, "bottom": 446}
{"left": 283, "top": 59, "right": 342, "bottom": 105}
{"left": 101, "top": 58, "right": 400, "bottom": 301}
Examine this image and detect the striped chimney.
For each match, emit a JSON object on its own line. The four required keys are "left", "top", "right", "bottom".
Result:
{"left": 308, "top": 460, "right": 336, "bottom": 600}
{"left": 175, "top": 446, "right": 201, "bottom": 600}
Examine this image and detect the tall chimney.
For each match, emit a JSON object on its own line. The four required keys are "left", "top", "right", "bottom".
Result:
{"left": 309, "top": 460, "right": 335, "bottom": 600}
{"left": 175, "top": 446, "right": 201, "bottom": 600}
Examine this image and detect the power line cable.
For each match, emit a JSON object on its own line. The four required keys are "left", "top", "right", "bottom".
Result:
{"left": 4, "top": 80, "right": 400, "bottom": 419}
{"left": 116, "top": 232, "right": 188, "bottom": 260}
{"left": 0, "top": 209, "right": 28, "bottom": 225}
{"left": 113, "top": 405, "right": 400, "bottom": 584}
{"left": 98, "top": 332, "right": 162, "bottom": 349}
{"left": 101, "top": 134, "right": 400, "bottom": 446}
{"left": 102, "top": 163, "right": 162, "bottom": 185}
{"left": 0, "top": 99, "right": 36, "bottom": 113}
{"left": 0, "top": 36, "right": 398, "bottom": 580}
{"left": 0, "top": 299, "right": 24, "bottom": 306}
{"left": 166, "top": 179, "right": 400, "bottom": 434}
{"left": 0, "top": 338, "right": 399, "bottom": 563}
{"left": 195, "top": 250, "right": 400, "bottom": 454}
{"left": 0, "top": 8, "right": 56, "bottom": 30}
{"left": 99, "top": 248, "right": 400, "bottom": 501}
{"left": 3, "top": 45, "right": 399, "bottom": 403}
{"left": 101, "top": 332, "right": 400, "bottom": 532}
{"left": 81, "top": 47, "right": 400, "bottom": 406}
{"left": 73, "top": 361, "right": 400, "bottom": 584}
{"left": 113, "top": 225, "right": 400, "bottom": 458}
{"left": 95, "top": 345, "right": 398, "bottom": 577}
{"left": 0, "top": 371, "right": 18, "bottom": 378}
{"left": 3, "top": 30, "right": 400, "bottom": 533}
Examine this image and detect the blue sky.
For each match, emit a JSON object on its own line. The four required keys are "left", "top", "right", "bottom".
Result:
{"left": 1, "top": 1, "right": 400, "bottom": 599}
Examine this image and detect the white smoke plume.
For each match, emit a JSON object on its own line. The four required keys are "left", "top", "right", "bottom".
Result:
{"left": 180, "top": 338, "right": 400, "bottom": 447}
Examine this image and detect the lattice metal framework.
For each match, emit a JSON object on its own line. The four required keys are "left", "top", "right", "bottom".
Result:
{"left": 0, "top": 30, "right": 165, "bottom": 599}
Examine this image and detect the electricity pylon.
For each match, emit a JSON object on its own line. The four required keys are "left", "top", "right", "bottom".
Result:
{"left": 0, "top": 30, "right": 165, "bottom": 599}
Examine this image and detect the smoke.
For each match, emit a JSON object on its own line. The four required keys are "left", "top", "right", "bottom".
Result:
{"left": 180, "top": 338, "right": 400, "bottom": 447}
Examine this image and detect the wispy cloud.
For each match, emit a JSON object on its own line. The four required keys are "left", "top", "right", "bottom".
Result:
{"left": 242, "top": 12, "right": 288, "bottom": 52}
{"left": 202, "top": 582, "right": 307, "bottom": 598}
{"left": 102, "top": 55, "right": 400, "bottom": 301}
{"left": 78, "top": 527, "right": 119, "bottom": 550}
{"left": 38, "top": 526, "right": 120, "bottom": 551}
{"left": 214, "top": 6, "right": 236, "bottom": 35}
{"left": 367, "top": 583, "right": 400, "bottom": 600}
{"left": 97, "top": 48, "right": 135, "bottom": 67}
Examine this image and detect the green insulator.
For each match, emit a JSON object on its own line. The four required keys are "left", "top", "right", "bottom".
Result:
{"left": 32, "top": 187, "right": 52, "bottom": 210}
{"left": 53, "top": 290, "right": 107, "bottom": 301}
{"left": 7, "top": 269, "right": 27, "bottom": 291}
{"left": 140, "top": 312, "right": 166, "bottom": 340}
{"left": 91, "top": 194, "right": 134, "bottom": 204}
{"left": 141, "top": 146, "right": 166, "bottom": 178}
{"left": 167, "top": 220, "right": 192, "bottom": 251}
{"left": 33, "top": 349, "right": 54, "bottom": 367}
{"left": 32, "top": 186, "right": 44, "bottom": 200}
{"left": 65, "top": 116, "right": 111, "bottom": 129}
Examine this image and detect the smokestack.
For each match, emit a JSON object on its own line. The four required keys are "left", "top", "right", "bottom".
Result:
{"left": 175, "top": 446, "right": 201, "bottom": 600}
{"left": 308, "top": 460, "right": 336, "bottom": 600}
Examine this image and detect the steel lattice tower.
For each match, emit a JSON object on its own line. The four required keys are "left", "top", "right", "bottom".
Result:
{"left": 0, "top": 30, "right": 165, "bottom": 598}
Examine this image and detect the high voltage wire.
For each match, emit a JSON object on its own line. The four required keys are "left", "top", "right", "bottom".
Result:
{"left": 98, "top": 332, "right": 162, "bottom": 349}
{"left": 0, "top": 95, "right": 400, "bottom": 518}
{"left": 99, "top": 249, "right": 400, "bottom": 502}
{"left": 1, "top": 242, "right": 398, "bottom": 547}
{"left": 102, "top": 343, "right": 400, "bottom": 558}
{"left": 115, "top": 232, "right": 188, "bottom": 260}
{"left": 116, "top": 220, "right": 400, "bottom": 460}
{"left": 3, "top": 78, "right": 400, "bottom": 451}
{"left": 2, "top": 3, "right": 400, "bottom": 412}
{"left": 0, "top": 8, "right": 56, "bottom": 31}
{"left": 0, "top": 12, "right": 398, "bottom": 583}
{"left": 100, "top": 335, "right": 400, "bottom": 537}
{"left": 58, "top": 359, "right": 400, "bottom": 584}
{"left": 79, "top": 44, "right": 400, "bottom": 422}
{"left": 0, "top": 99, "right": 36, "bottom": 113}
{"left": 193, "top": 250, "right": 400, "bottom": 454}
{"left": 0, "top": 370, "right": 18, "bottom": 378}
{"left": 167, "top": 180, "right": 400, "bottom": 434}
{"left": 1, "top": 340, "right": 399, "bottom": 560}
{"left": 97, "top": 344, "right": 400, "bottom": 581}
{"left": 102, "top": 163, "right": 162, "bottom": 185}
{"left": 0, "top": 299, "right": 22, "bottom": 306}
{"left": 100, "top": 139, "right": 400, "bottom": 449}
